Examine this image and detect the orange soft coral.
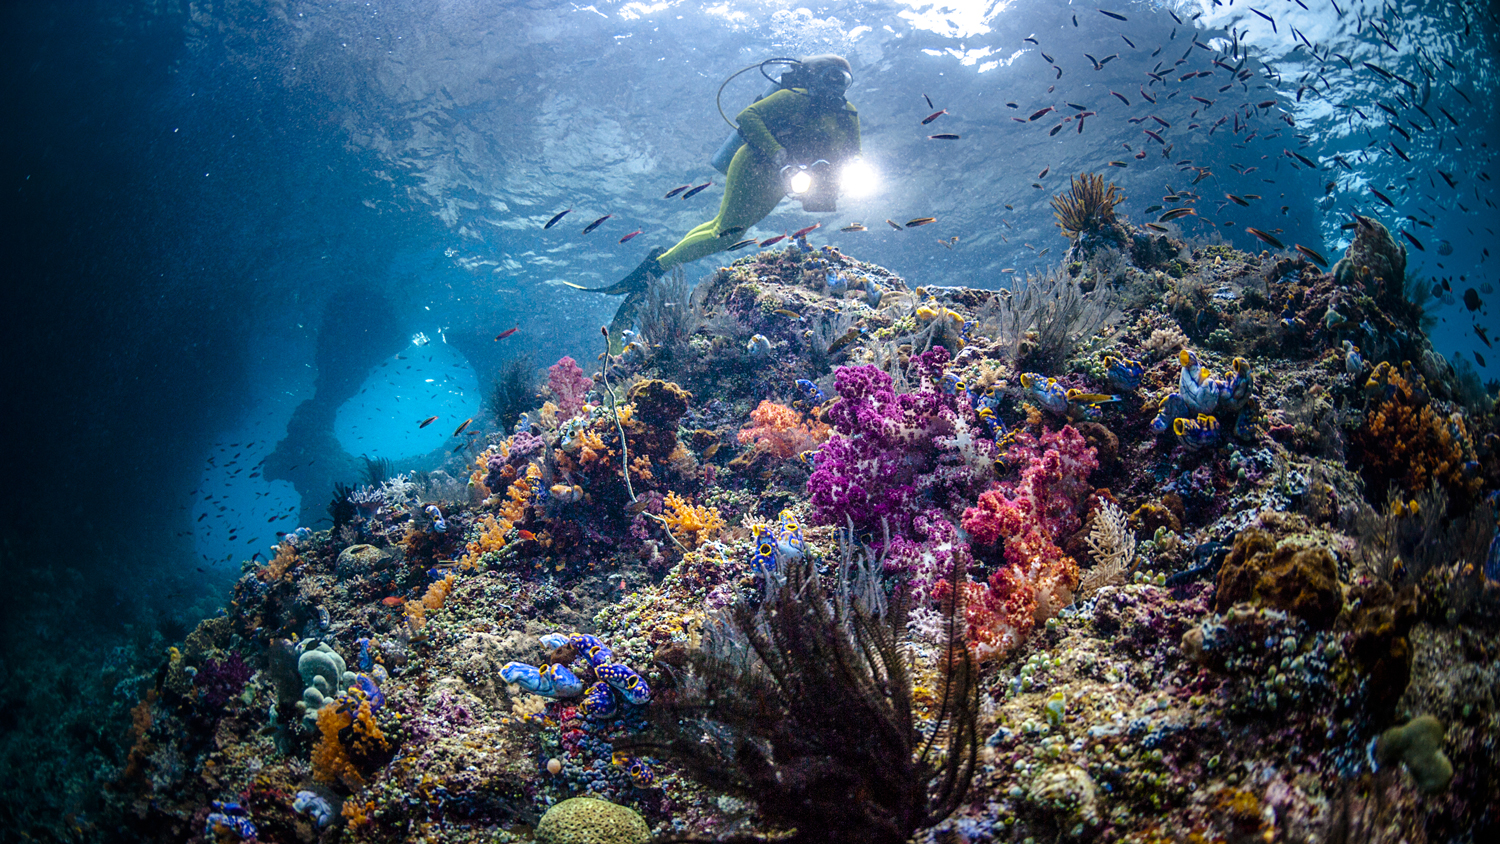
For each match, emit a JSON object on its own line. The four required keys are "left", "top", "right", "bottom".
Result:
{"left": 661, "top": 491, "right": 725, "bottom": 548}
{"left": 737, "top": 400, "right": 832, "bottom": 460}
{"left": 312, "top": 697, "right": 389, "bottom": 790}
{"left": 256, "top": 542, "right": 301, "bottom": 583}
{"left": 311, "top": 705, "right": 364, "bottom": 789}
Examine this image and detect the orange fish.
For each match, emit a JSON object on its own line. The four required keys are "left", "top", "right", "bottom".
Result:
{"left": 791, "top": 223, "right": 820, "bottom": 239}
{"left": 517, "top": 530, "right": 537, "bottom": 542}
{"left": 381, "top": 596, "right": 405, "bottom": 607}
{"left": 452, "top": 418, "right": 473, "bottom": 437}
{"left": 494, "top": 327, "right": 519, "bottom": 340}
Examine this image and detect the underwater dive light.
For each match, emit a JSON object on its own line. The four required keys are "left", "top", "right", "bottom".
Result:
{"left": 839, "top": 157, "right": 877, "bottom": 198}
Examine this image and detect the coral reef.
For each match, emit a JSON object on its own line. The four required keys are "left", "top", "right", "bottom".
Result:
{"left": 82, "top": 220, "right": 1500, "bottom": 844}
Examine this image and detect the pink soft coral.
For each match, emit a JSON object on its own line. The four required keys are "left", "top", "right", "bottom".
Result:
{"left": 737, "top": 400, "right": 831, "bottom": 460}
{"left": 547, "top": 356, "right": 593, "bottom": 421}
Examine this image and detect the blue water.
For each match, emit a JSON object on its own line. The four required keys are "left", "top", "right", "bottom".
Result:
{"left": 2, "top": 0, "right": 1495, "bottom": 644}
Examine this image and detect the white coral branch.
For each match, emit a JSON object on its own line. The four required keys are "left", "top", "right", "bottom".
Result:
{"left": 1078, "top": 499, "right": 1137, "bottom": 600}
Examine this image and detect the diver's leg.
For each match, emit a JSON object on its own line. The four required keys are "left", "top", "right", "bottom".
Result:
{"left": 657, "top": 150, "right": 785, "bottom": 271}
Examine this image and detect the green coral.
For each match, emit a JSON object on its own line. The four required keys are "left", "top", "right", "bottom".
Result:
{"left": 534, "top": 797, "right": 650, "bottom": 844}
{"left": 1376, "top": 715, "right": 1453, "bottom": 794}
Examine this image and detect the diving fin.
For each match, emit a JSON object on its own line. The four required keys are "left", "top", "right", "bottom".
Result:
{"left": 563, "top": 247, "right": 667, "bottom": 295}
{"left": 606, "top": 287, "right": 649, "bottom": 356}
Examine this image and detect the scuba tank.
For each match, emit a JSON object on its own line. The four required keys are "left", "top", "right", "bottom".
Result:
{"left": 710, "top": 58, "right": 813, "bottom": 174}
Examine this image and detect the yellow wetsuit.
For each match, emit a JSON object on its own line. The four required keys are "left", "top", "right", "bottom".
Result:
{"left": 656, "top": 88, "right": 861, "bottom": 271}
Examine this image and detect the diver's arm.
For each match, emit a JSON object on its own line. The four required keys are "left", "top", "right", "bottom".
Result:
{"left": 735, "top": 89, "right": 801, "bottom": 161}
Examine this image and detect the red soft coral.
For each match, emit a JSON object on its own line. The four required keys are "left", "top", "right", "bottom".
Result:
{"left": 953, "top": 425, "right": 1098, "bottom": 660}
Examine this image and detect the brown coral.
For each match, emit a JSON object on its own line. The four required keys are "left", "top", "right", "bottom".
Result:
{"left": 1214, "top": 529, "right": 1342, "bottom": 629}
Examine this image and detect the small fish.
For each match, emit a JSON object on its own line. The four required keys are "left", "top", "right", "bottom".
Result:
{"left": 1037, "top": 166, "right": 1049, "bottom": 178}
{"left": 928, "top": 133, "right": 962, "bottom": 140}
{"left": 453, "top": 418, "right": 473, "bottom": 437}
{"left": 1099, "top": 9, "right": 1128, "bottom": 21}
{"left": 726, "top": 238, "right": 757, "bottom": 250}
{"left": 1159, "top": 208, "right": 1196, "bottom": 221}
{"left": 681, "top": 181, "right": 712, "bottom": 199}
{"left": 1245, "top": 227, "right": 1286, "bottom": 249}
{"left": 1107, "top": 161, "right": 1128, "bottom": 167}
{"left": 922, "top": 109, "right": 948, "bottom": 124}
{"left": 759, "top": 234, "right": 787, "bottom": 247}
{"left": 582, "top": 214, "right": 611, "bottom": 234}
{"left": 718, "top": 226, "right": 747, "bottom": 238}
{"left": 792, "top": 223, "right": 820, "bottom": 239}
{"left": 1028, "top": 107, "right": 1054, "bottom": 121}
{"left": 1227, "top": 194, "right": 1250, "bottom": 207}
{"left": 1111, "top": 90, "right": 1130, "bottom": 105}
{"left": 1250, "top": 7, "right": 1277, "bottom": 33}
{"left": 494, "top": 327, "right": 519, "bottom": 340}
{"left": 618, "top": 230, "right": 643, "bottom": 243}
{"left": 840, "top": 223, "right": 867, "bottom": 232}
{"left": 905, "top": 217, "right": 937, "bottom": 227}
{"left": 1144, "top": 205, "right": 1163, "bottom": 213}
{"left": 1294, "top": 244, "right": 1329, "bottom": 267}
{"left": 886, "top": 219, "right": 904, "bottom": 230}
{"left": 1371, "top": 188, "right": 1395, "bottom": 207}
{"left": 544, "top": 209, "right": 572, "bottom": 229}
{"left": 663, "top": 184, "right": 691, "bottom": 198}
{"left": 773, "top": 309, "right": 802, "bottom": 320}
{"left": 419, "top": 416, "right": 439, "bottom": 428}
{"left": 1401, "top": 230, "right": 1425, "bottom": 251}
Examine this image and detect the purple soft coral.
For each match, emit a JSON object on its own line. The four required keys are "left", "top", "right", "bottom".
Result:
{"left": 808, "top": 348, "right": 990, "bottom": 537}
{"left": 196, "top": 652, "right": 253, "bottom": 708}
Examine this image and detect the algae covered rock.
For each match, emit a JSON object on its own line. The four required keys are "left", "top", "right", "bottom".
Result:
{"left": 1376, "top": 715, "right": 1453, "bottom": 793}
{"left": 1214, "top": 529, "right": 1342, "bottom": 629}
{"left": 534, "top": 797, "right": 649, "bottom": 844}
{"left": 336, "top": 543, "right": 392, "bottom": 579}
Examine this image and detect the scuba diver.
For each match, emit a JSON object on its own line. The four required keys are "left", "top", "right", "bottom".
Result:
{"left": 569, "top": 55, "right": 863, "bottom": 352}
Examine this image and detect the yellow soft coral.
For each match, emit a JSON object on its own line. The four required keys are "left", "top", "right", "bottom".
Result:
{"left": 661, "top": 492, "right": 724, "bottom": 548}
{"left": 460, "top": 515, "right": 508, "bottom": 570}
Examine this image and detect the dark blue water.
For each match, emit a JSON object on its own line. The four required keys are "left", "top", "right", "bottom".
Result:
{"left": 0, "top": 0, "right": 1495, "bottom": 832}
